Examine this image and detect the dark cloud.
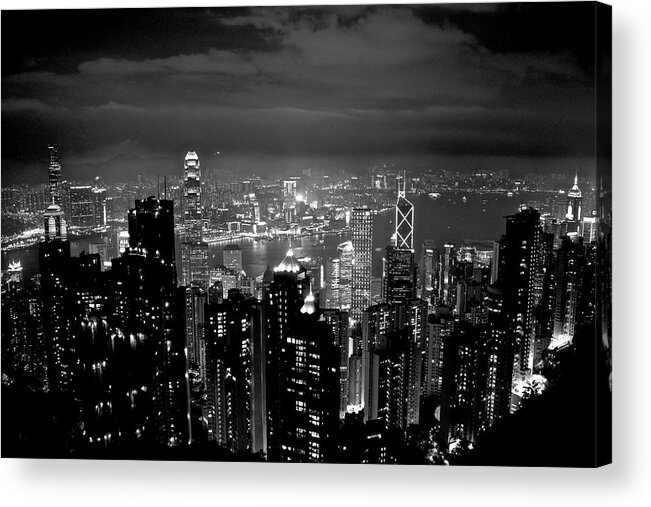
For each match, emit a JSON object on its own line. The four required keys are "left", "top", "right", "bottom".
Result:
{"left": 1, "top": 3, "right": 598, "bottom": 183}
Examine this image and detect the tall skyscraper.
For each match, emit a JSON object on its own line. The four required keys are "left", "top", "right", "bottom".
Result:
{"left": 112, "top": 196, "right": 191, "bottom": 447}
{"left": 566, "top": 174, "right": 583, "bottom": 221}
{"left": 39, "top": 201, "right": 72, "bottom": 393}
{"left": 181, "top": 151, "right": 209, "bottom": 288}
{"left": 351, "top": 208, "right": 373, "bottom": 321}
{"left": 553, "top": 236, "right": 585, "bottom": 340}
{"left": 264, "top": 249, "right": 310, "bottom": 459}
{"left": 223, "top": 244, "right": 243, "bottom": 274}
{"left": 336, "top": 240, "right": 353, "bottom": 310}
{"left": 395, "top": 172, "right": 414, "bottom": 250}
{"left": 47, "top": 144, "right": 62, "bottom": 206}
{"left": 497, "top": 207, "right": 544, "bottom": 373}
{"left": 69, "top": 185, "right": 94, "bottom": 227}
{"left": 204, "top": 291, "right": 266, "bottom": 453}
{"left": 383, "top": 245, "right": 417, "bottom": 305}
{"left": 419, "top": 240, "right": 437, "bottom": 300}
{"left": 263, "top": 250, "right": 339, "bottom": 462}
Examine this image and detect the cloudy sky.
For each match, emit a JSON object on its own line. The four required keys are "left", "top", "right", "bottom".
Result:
{"left": 2, "top": 2, "right": 598, "bottom": 183}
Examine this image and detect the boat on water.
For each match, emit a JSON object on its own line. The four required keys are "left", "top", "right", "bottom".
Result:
{"left": 462, "top": 195, "right": 467, "bottom": 203}
{"left": 428, "top": 192, "right": 441, "bottom": 199}
{"left": 507, "top": 191, "right": 514, "bottom": 197}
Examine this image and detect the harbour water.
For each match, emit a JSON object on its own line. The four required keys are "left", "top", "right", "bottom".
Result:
{"left": 2, "top": 191, "right": 543, "bottom": 281}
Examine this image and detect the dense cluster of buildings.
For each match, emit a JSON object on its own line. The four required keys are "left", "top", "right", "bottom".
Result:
{"left": 1, "top": 147, "right": 603, "bottom": 462}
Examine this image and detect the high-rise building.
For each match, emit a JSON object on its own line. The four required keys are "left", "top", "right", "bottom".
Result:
{"left": 497, "top": 207, "right": 544, "bottom": 373}
{"left": 182, "top": 151, "right": 209, "bottom": 288}
{"left": 47, "top": 144, "right": 62, "bottom": 206}
{"left": 566, "top": 175, "right": 583, "bottom": 221}
{"left": 263, "top": 250, "right": 340, "bottom": 462}
{"left": 351, "top": 208, "right": 373, "bottom": 321}
{"left": 69, "top": 185, "right": 95, "bottom": 227}
{"left": 395, "top": 173, "right": 414, "bottom": 250}
{"left": 43, "top": 203, "right": 67, "bottom": 241}
{"left": 204, "top": 291, "right": 266, "bottom": 454}
{"left": 223, "top": 244, "right": 243, "bottom": 274}
{"left": 39, "top": 200, "right": 72, "bottom": 393}
{"left": 264, "top": 249, "right": 310, "bottom": 459}
{"left": 111, "top": 196, "right": 191, "bottom": 447}
{"left": 419, "top": 240, "right": 437, "bottom": 301}
{"left": 382, "top": 245, "right": 417, "bottom": 305}
{"left": 92, "top": 186, "right": 107, "bottom": 228}
{"left": 553, "top": 236, "right": 585, "bottom": 340}
{"left": 336, "top": 240, "right": 353, "bottom": 310}
{"left": 321, "top": 309, "right": 350, "bottom": 418}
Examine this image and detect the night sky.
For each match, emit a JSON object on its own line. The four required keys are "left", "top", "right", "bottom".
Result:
{"left": 2, "top": 2, "right": 598, "bottom": 183}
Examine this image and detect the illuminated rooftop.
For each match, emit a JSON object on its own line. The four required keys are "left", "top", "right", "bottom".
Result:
{"left": 274, "top": 248, "right": 304, "bottom": 273}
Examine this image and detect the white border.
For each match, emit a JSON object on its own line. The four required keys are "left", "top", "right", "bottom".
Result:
{"left": 1, "top": 0, "right": 649, "bottom": 505}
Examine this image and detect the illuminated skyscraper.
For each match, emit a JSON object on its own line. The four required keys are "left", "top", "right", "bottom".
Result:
{"left": 69, "top": 185, "right": 94, "bottom": 227}
{"left": 497, "top": 207, "right": 544, "bottom": 373}
{"left": 182, "top": 151, "right": 209, "bottom": 288}
{"left": 43, "top": 203, "right": 67, "bottom": 241}
{"left": 419, "top": 240, "right": 437, "bottom": 300}
{"left": 553, "top": 236, "right": 585, "bottom": 340}
{"left": 184, "top": 151, "right": 202, "bottom": 241}
{"left": 47, "top": 144, "right": 62, "bottom": 206}
{"left": 395, "top": 173, "right": 414, "bottom": 250}
{"left": 351, "top": 208, "right": 373, "bottom": 321}
{"left": 223, "top": 244, "right": 243, "bottom": 274}
{"left": 383, "top": 245, "right": 417, "bottom": 305}
{"left": 337, "top": 240, "right": 354, "bottom": 310}
{"left": 566, "top": 174, "right": 583, "bottom": 221}
{"left": 204, "top": 291, "right": 266, "bottom": 453}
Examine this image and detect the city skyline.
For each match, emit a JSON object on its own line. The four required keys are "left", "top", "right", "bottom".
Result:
{"left": 1, "top": 3, "right": 611, "bottom": 467}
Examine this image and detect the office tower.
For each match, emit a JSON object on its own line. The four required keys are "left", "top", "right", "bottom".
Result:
{"left": 350, "top": 207, "right": 373, "bottom": 321}
{"left": 264, "top": 249, "right": 310, "bottom": 459}
{"left": 69, "top": 185, "right": 94, "bottom": 227}
{"left": 497, "top": 207, "right": 543, "bottom": 373}
{"left": 184, "top": 286, "right": 207, "bottom": 383}
{"left": 223, "top": 244, "right": 243, "bottom": 274}
{"left": 490, "top": 241, "right": 501, "bottom": 285}
{"left": 117, "top": 230, "right": 130, "bottom": 255}
{"left": 422, "top": 311, "right": 454, "bottom": 399}
{"left": 47, "top": 144, "right": 62, "bottom": 205}
{"left": 566, "top": 174, "right": 583, "bottom": 221}
{"left": 278, "top": 291, "right": 340, "bottom": 462}
{"left": 439, "top": 286, "right": 512, "bottom": 445}
{"left": 395, "top": 172, "right": 414, "bottom": 250}
{"left": 553, "top": 236, "right": 585, "bottom": 340}
{"left": 439, "top": 243, "right": 456, "bottom": 305}
{"left": 361, "top": 302, "right": 422, "bottom": 430}
{"left": 264, "top": 250, "right": 339, "bottom": 462}
{"left": 325, "top": 257, "right": 341, "bottom": 308}
{"left": 209, "top": 265, "right": 239, "bottom": 299}
{"left": 337, "top": 240, "right": 353, "bottom": 310}
{"left": 39, "top": 199, "right": 72, "bottom": 393}
{"left": 204, "top": 291, "right": 266, "bottom": 453}
{"left": 181, "top": 151, "right": 209, "bottom": 288}
{"left": 110, "top": 196, "right": 190, "bottom": 447}
{"left": 92, "top": 186, "right": 107, "bottom": 228}
{"left": 43, "top": 203, "right": 67, "bottom": 241}
{"left": 88, "top": 241, "right": 109, "bottom": 270}
{"left": 1, "top": 263, "right": 47, "bottom": 388}
{"left": 582, "top": 214, "right": 599, "bottom": 243}
{"left": 321, "top": 309, "right": 350, "bottom": 417}
{"left": 383, "top": 245, "right": 417, "bottom": 305}
{"left": 419, "top": 240, "right": 437, "bottom": 300}
{"left": 283, "top": 179, "right": 297, "bottom": 197}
